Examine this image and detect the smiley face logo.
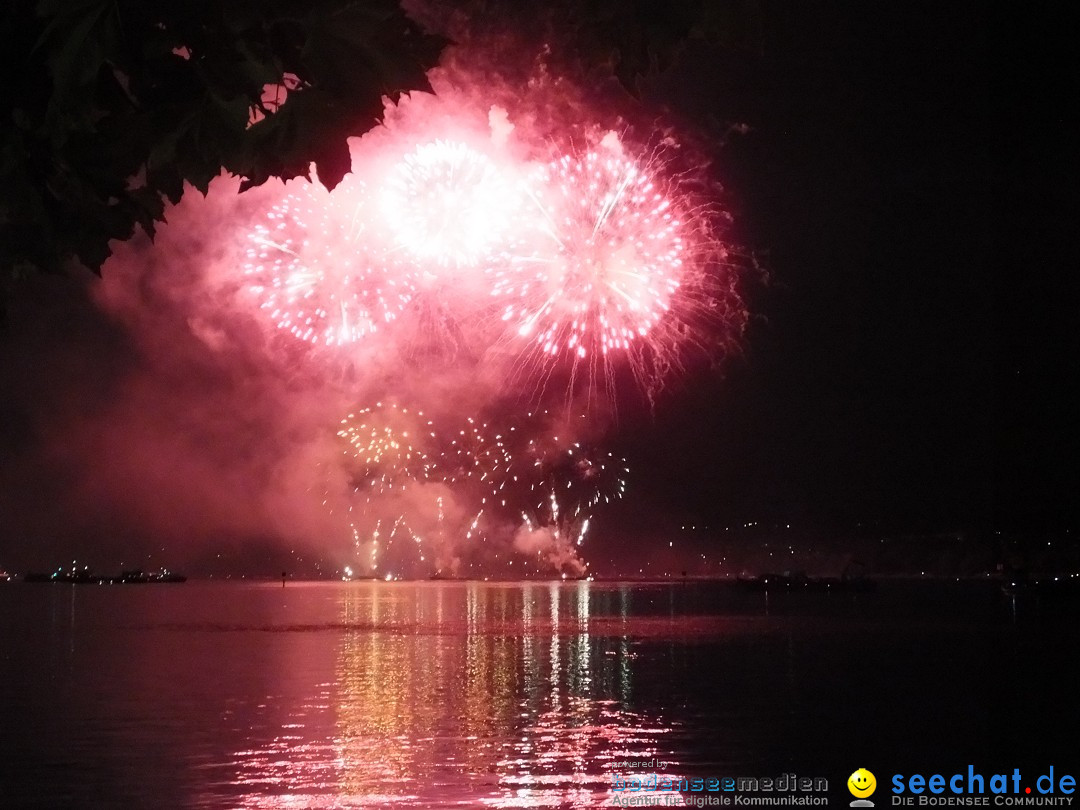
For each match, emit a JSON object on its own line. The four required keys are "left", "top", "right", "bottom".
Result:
{"left": 848, "top": 768, "right": 877, "bottom": 798}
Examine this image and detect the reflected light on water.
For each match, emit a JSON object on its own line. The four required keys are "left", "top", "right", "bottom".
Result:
{"left": 220, "top": 582, "right": 680, "bottom": 808}
{"left": 6, "top": 579, "right": 1056, "bottom": 808}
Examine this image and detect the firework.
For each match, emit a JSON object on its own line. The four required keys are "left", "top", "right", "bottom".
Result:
{"left": 243, "top": 176, "right": 415, "bottom": 346}
{"left": 242, "top": 135, "right": 734, "bottom": 403}
{"left": 435, "top": 412, "right": 627, "bottom": 521}
{"left": 539, "top": 442, "right": 629, "bottom": 512}
{"left": 243, "top": 125, "right": 733, "bottom": 576}
{"left": 512, "top": 438, "right": 628, "bottom": 531}
{"left": 434, "top": 417, "right": 514, "bottom": 499}
{"left": 336, "top": 403, "right": 436, "bottom": 494}
{"left": 330, "top": 403, "right": 459, "bottom": 574}
{"left": 343, "top": 513, "right": 431, "bottom": 577}
{"left": 521, "top": 490, "right": 592, "bottom": 548}
{"left": 380, "top": 140, "right": 520, "bottom": 271}
{"left": 491, "top": 149, "right": 687, "bottom": 360}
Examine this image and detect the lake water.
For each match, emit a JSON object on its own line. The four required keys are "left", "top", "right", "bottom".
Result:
{"left": 1, "top": 580, "right": 1077, "bottom": 808}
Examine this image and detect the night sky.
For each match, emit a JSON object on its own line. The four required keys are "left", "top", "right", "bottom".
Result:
{"left": 604, "top": 2, "right": 1076, "bottom": 543}
{"left": 1, "top": 2, "right": 1076, "bottom": 574}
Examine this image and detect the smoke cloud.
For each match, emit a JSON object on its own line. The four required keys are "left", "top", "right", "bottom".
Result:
{"left": 0, "top": 14, "right": 745, "bottom": 578}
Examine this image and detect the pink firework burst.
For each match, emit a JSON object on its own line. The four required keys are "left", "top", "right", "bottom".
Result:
{"left": 380, "top": 140, "right": 518, "bottom": 271}
{"left": 492, "top": 149, "right": 686, "bottom": 360}
{"left": 243, "top": 177, "right": 414, "bottom": 347}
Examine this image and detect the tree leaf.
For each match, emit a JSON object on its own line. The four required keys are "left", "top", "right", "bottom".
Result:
{"left": 36, "top": 0, "right": 120, "bottom": 96}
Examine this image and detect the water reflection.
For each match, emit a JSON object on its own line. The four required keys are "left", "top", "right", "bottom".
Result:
{"left": 7, "top": 579, "right": 1065, "bottom": 808}
{"left": 224, "top": 582, "right": 679, "bottom": 808}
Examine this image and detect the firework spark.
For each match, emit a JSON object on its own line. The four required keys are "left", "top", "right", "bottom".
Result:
{"left": 491, "top": 149, "right": 686, "bottom": 361}
{"left": 243, "top": 176, "right": 414, "bottom": 347}
{"left": 435, "top": 417, "right": 514, "bottom": 500}
{"left": 381, "top": 140, "right": 519, "bottom": 271}
{"left": 436, "top": 412, "right": 628, "bottom": 523}
{"left": 336, "top": 403, "right": 436, "bottom": 494}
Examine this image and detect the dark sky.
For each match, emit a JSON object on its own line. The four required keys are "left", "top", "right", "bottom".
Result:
{"left": 1, "top": 2, "right": 1076, "bottom": 572}
{"left": 603, "top": 2, "right": 1076, "bottom": 541}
